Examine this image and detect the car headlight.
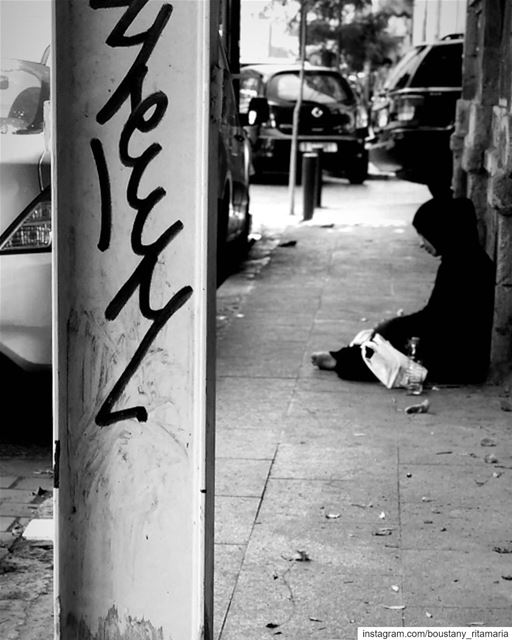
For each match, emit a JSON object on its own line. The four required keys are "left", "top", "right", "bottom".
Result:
{"left": 0, "top": 187, "right": 51, "bottom": 253}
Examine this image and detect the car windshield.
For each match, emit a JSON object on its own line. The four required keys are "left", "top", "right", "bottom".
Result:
{"left": 267, "top": 71, "right": 352, "bottom": 104}
{"left": 384, "top": 46, "right": 426, "bottom": 91}
{"left": 410, "top": 43, "right": 463, "bottom": 88}
{"left": 0, "top": 59, "right": 49, "bottom": 134}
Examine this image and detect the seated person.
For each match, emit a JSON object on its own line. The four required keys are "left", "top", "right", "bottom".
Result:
{"left": 312, "top": 197, "right": 495, "bottom": 385}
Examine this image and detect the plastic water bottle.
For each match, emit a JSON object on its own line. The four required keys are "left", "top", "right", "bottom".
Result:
{"left": 406, "top": 337, "right": 423, "bottom": 395}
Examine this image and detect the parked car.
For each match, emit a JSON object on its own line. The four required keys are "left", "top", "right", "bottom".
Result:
{"left": 239, "top": 62, "right": 369, "bottom": 184}
{"left": 0, "top": 58, "right": 51, "bottom": 372}
{"left": 366, "top": 35, "right": 464, "bottom": 194}
{"left": 217, "top": 43, "right": 254, "bottom": 281}
{"left": 0, "top": 57, "right": 52, "bottom": 431}
{"left": 0, "top": 47, "right": 256, "bottom": 418}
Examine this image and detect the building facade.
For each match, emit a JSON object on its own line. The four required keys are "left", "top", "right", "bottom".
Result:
{"left": 451, "top": 0, "right": 512, "bottom": 378}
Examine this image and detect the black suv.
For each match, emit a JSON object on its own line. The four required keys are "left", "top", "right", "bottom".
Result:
{"left": 239, "top": 62, "right": 369, "bottom": 184}
{"left": 366, "top": 36, "right": 463, "bottom": 194}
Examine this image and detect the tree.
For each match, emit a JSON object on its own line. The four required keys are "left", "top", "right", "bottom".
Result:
{"left": 284, "top": 0, "right": 412, "bottom": 71}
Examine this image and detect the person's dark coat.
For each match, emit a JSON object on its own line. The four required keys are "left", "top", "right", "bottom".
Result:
{"left": 331, "top": 197, "right": 495, "bottom": 384}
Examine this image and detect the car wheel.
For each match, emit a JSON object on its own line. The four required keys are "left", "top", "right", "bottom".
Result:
{"left": 346, "top": 150, "right": 368, "bottom": 184}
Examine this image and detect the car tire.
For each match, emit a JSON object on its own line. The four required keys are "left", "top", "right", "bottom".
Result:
{"left": 346, "top": 150, "right": 369, "bottom": 184}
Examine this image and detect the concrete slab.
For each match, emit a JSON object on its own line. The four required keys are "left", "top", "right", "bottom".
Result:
{"left": 216, "top": 377, "right": 294, "bottom": 430}
{"left": 255, "top": 478, "right": 399, "bottom": 524}
{"left": 0, "top": 516, "right": 16, "bottom": 531}
{"left": 0, "top": 476, "right": 18, "bottom": 489}
{"left": 399, "top": 463, "right": 512, "bottom": 506}
{"left": 216, "top": 353, "right": 303, "bottom": 378}
{"left": 215, "top": 496, "right": 260, "bottom": 545}
{"left": 0, "top": 489, "right": 38, "bottom": 503}
{"left": 216, "top": 458, "right": 272, "bottom": 497}
{"left": 214, "top": 543, "right": 245, "bottom": 640}
{"left": 403, "top": 606, "right": 512, "bottom": 626}
{"left": 220, "top": 564, "right": 406, "bottom": 640}
{"left": 215, "top": 428, "right": 279, "bottom": 459}
{"left": 401, "top": 549, "right": 512, "bottom": 608}
{"left": 400, "top": 501, "right": 511, "bottom": 551}
{"left": 11, "top": 477, "right": 54, "bottom": 492}
{"left": 271, "top": 442, "right": 399, "bottom": 482}
{"left": 0, "top": 503, "right": 40, "bottom": 518}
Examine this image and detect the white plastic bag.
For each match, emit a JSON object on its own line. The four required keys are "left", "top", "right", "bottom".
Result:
{"left": 360, "top": 333, "right": 428, "bottom": 389}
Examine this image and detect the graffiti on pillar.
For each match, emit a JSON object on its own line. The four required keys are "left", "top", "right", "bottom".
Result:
{"left": 90, "top": 0, "right": 193, "bottom": 427}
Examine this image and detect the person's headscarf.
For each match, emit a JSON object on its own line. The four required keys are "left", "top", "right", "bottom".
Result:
{"left": 412, "top": 197, "right": 480, "bottom": 257}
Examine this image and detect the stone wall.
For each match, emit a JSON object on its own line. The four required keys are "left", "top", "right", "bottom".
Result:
{"left": 452, "top": 0, "right": 512, "bottom": 378}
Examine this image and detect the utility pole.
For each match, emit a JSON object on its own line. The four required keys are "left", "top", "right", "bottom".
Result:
{"left": 288, "top": 0, "right": 307, "bottom": 215}
{"left": 53, "top": 1, "right": 217, "bottom": 638}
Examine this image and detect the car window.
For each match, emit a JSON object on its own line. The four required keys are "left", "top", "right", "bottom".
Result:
{"left": 266, "top": 72, "right": 353, "bottom": 104}
{"left": 385, "top": 46, "right": 426, "bottom": 91}
{"left": 0, "top": 60, "right": 49, "bottom": 134}
{"left": 409, "top": 43, "right": 463, "bottom": 88}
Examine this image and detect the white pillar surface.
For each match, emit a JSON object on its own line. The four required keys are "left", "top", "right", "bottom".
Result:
{"left": 53, "top": 1, "right": 216, "bottom": 638}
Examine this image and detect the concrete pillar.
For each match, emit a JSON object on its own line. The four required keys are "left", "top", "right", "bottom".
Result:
{"left": 53, "top": 1, "right": 217, "bottom": 638}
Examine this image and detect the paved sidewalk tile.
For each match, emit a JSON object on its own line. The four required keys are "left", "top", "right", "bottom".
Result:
{"left": 214, "top": 179, "right": 512, "bottom": 638}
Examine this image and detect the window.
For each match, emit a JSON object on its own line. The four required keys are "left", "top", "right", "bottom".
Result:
{"left": 385, "top": 46, "right": 426, "bottom": 91}
{"left": 266, "top": 72, "right": 353, "bottom": 104}
{"left": 410, "top": 43, "right": 463, "bottom": 88}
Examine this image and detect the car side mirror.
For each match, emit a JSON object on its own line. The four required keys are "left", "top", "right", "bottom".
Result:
{"left": 240, "top": 97, "right": 269, "bottom": 126}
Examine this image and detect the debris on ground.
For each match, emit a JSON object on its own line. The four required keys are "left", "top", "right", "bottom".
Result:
{"left": 34, "top": 469, "right": 53, "bottom": 477}
{"left": 405, "top": 399, "right": 430, "bottom": 414}
{"left": 500, "top": 399, "right": 512, "bottom": 412}
{"left": 391, "top": 585, "right": 400, "bottom": 592}
{"left": 382, "top": 605, "right": 406, "bottom": 610}
{"left": 480, "top": 437, "right": 497, "bottom": 447}
{"left": 494, "top": 544, "right": 512, "bottom": 554}
{"left": 325, "top": 513, "right": 341, "bottom": 519}
{"left": 374, "top": 527, "right": 394, "bottom": 536}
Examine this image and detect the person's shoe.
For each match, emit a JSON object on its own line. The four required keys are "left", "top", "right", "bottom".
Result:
{"left": 311, "top": 352, "right": 337, "bottom": 370}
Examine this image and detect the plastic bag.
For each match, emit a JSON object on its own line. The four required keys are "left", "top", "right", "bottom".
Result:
{"left": 360, "top": 333, "right": 428, "bottom": 389}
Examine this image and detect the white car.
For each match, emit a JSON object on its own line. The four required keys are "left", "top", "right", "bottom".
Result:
{"left": 0, "top": 58, "right": 52, "bottom": 381}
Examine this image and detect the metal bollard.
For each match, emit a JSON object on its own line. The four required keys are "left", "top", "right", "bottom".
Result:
{"left": 314, "top": 149, "right": 323, "bottom": 207}
{"left": 302, "top": 152, "right": 318, "bottom": 221}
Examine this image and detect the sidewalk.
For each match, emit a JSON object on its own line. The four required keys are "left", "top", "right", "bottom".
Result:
{"left": 214, "top": 179, "right": 512, "bottom": 638}
{"left": 1, "top": 178, "right": 511, "bottom": 639}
